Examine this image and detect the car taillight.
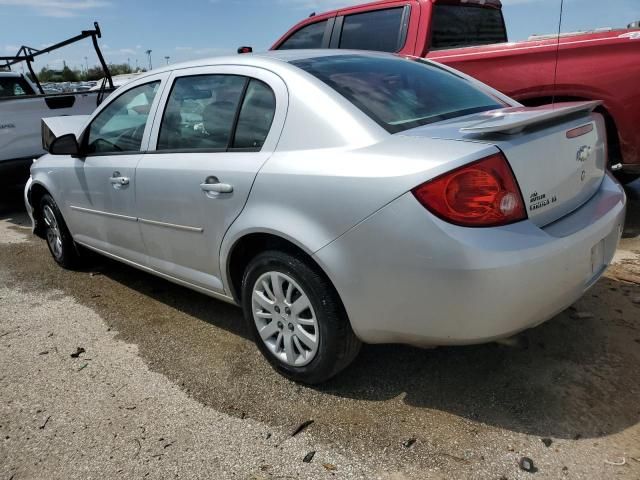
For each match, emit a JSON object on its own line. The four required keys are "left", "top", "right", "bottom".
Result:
{"left": 411, "top": 152, "right": 527, "bottom": 227}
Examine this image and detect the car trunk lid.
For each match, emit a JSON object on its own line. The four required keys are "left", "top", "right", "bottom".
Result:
{"left": 399, "top": 102, "right": 607, "bottom": 227}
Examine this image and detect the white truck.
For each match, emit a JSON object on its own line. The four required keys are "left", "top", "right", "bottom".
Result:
{"left": 0, "top": 23, "right": 114, "bottom": 186}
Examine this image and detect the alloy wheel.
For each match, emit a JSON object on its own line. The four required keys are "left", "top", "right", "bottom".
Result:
{"left": 251, "top": 271, "right": 319, "bottom": 367}
{"left": 43, "top": 205, "right": 63, "bottom": 260}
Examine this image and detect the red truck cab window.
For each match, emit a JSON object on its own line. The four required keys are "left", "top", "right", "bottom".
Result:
{"left": 430, "top": 3, "right": 507, "bottom": 50}
{"left": 279, "top": 20, "right": 332, "bottom": 50}
{"left": 337, "top": 7, "right": 410, "bottom": 52}
{"left": 275, "top": 5, "right": 411, "bottom": 54}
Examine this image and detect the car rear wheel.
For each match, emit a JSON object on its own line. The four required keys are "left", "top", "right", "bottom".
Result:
{"left": 241, "top": 250, "right": 361, "bottom": 384}
{"left": 40, "top": 194, "right": 82, "bottom": 269}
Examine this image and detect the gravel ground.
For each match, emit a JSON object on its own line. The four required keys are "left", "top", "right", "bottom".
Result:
{"left": 1, "top": 180, "right": 639, "bottom": 479}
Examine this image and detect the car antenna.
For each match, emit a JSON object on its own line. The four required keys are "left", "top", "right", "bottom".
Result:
{"left": 551, "top": 0, "right": 564, "bottom": 107}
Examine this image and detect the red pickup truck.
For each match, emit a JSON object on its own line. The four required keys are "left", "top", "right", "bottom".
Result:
{"left": 272, "top": 0, "right": 640, "bottom": 182}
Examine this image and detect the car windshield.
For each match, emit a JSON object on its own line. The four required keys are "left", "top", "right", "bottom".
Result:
{"left": 290, "top": 54, "right": 504, "bottom": 133}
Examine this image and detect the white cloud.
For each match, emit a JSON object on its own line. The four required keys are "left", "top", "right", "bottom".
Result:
{"left": 117, "top": 48, "right": 136, "bottom": 55}
{"left": 0, "top": 0, "right": 110, "bottom": 18}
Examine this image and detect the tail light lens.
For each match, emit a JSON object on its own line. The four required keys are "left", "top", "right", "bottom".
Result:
{"left": 412, "top": 152, "right": 527, "bottom": 227}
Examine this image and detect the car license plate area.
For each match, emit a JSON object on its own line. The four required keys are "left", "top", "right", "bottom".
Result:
{"left": 584, "top": 235, "right": 611, "bottom": 289}
{"left": 591, "top": 239, "right": 605, "bottom": 275}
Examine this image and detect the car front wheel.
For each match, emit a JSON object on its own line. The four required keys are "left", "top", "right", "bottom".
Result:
{"left": 241, "top": 250, "right": 361, "bottom": 384}
{"left": 40, "top": 194, "right": 82, "bottom": 269}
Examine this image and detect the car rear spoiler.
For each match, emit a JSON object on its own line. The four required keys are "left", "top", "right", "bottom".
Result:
{"left": 460, "top": 101, "right": 602, "bottom": 135}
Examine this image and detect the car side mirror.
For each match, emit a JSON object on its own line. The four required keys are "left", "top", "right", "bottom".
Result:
{"left": 49, "top": 133, "right": 80, "bottom": 156}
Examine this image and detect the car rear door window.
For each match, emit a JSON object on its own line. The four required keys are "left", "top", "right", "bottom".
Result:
{"left": 339, "top": 7, "right": 406, "bottom": 52}
{"left": 431, "top": 5, "right": 507, "bottom": 50}
{"left": 232, "top": 79, "right": 276, "bottom": 150}
{"left": 278, "top": 20, "right": 328, "bottom": 50}
{"left": 85, "top": 81, "right": 160, "bottom": 154}
{"left": 157, "top": 75, "right": 246, "bottom": 151}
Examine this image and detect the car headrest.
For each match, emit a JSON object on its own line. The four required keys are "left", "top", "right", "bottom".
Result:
{"left": 202, "top": 100, "right": 236, "bottom": 137}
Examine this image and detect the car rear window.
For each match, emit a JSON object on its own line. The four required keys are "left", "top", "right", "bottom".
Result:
{"left": 290, "top": 54, "right": 504, "bottom": 133}
{"left": 431, "top": 5, "right": 507, "bottom": 50}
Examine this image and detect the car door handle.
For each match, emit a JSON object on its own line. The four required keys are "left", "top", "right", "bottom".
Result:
{"left": 200, "top": 177, "right": 233, "bottom": 194}
{"left": 110, "top": 176, "right": 130, "bottom": 186}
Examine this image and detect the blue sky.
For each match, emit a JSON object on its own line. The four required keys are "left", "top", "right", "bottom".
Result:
{"left": 0, "top": 0, "right": 638, "bottom": 72}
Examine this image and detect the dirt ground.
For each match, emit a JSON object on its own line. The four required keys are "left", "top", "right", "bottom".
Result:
{"left": 1, "top": 180, "right": 639, "bottom": 480}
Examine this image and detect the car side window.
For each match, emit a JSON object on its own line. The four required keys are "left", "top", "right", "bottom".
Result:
{"left": 339, "top": 8, "right": 406, "bottom": 52}
{"left": 157, "top": 75, "right": 247, "bottom": 151}
{"left": 232, "top": 79, "right": 276, "bottom": 150}
{"left": 278, "top": 20, "right": 328, "bottom": 50}
{"left": 0, "top": 77, "right": 31, "bottom": 97}
{"left": 85, "top": 81, "right": 160, "bottom": 154}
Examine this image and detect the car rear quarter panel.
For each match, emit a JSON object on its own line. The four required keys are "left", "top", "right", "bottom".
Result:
{"left": 219, "top": 136, "right": 498, "bottom": 294}
{"left": 313, "top": 174, "right": 626, "bottom": 346}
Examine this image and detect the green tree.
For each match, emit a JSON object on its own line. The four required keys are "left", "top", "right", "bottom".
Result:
{"left": 61, "top": 66, "right": 78, "bottom": 82}
{"left": 38, "top": 67, "right": 55, "bottom": 82}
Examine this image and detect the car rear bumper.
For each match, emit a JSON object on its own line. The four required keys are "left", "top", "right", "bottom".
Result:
{"left": 314, "top": 174, "right": 626, "bottom": 346}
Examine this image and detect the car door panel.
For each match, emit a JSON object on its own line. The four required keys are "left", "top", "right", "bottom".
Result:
{"left": 63, "top": 75, "right": 168, "bottom": 265}
{"left": 136, "top": 66, "right": 287, "bottom": 293}
{"left": 66, "top": 154, "right": 144, "bottom": 263}
{"left": 135, "top": 151, "right": 271, "bottom": 290}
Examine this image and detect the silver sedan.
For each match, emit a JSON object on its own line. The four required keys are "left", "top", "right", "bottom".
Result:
{"left": 25, "top": 51, "right": 626, "bottom": 383}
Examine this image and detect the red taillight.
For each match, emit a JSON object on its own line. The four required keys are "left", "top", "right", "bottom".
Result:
{"left": 412, "top": 152, "right": 527, "bottom": 227}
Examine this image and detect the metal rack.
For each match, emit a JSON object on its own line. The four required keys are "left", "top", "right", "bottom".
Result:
{"left": 0, "top": 22, "right": 114, "bottom": 95}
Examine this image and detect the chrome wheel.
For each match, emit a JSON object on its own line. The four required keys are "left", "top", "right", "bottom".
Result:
{"left": 251, "top": 271, "right": 319, "bottom": 367}
{"left": 43, "top": 205, "right": 63, "bottom": 260}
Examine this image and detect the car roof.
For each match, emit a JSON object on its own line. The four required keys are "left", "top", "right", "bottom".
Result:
{"left": 129, "top": 49, "right": 403, "bottom": 82}
{"left": 159, "top": 49, "right": 398, "bottom": 71}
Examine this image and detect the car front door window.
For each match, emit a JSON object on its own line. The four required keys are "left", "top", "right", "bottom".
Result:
{"left": 85, "top": 81, "right": 160, "bottom": 154}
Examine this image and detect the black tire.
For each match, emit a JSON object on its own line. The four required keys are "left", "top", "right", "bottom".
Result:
{"left": 39, "top": 193, "right": 82, "bottom": 269}
{"left": 613, "top": 170, "right": 639, "bottom": 185}
{"left": 241, "top": 250, "right": 361, "bottom": 384}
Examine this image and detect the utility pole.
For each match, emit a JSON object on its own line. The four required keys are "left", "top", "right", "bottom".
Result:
{"left": 164, "top": 56, "right": 170, "bottom": 66}
{"left": 145, "top": 49, "right": 152, "bottom": 70}
{"left": 84, "top": 56, "right": 88, "bottom": 73}
{"left": 127, "top": 57, "right": 131, "bottom": 71}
